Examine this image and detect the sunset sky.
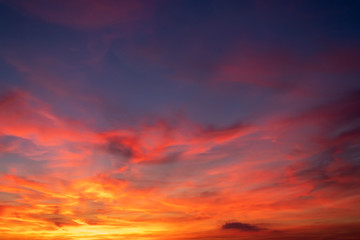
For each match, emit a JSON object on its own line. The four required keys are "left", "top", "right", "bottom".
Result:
{"left": 0, "top": 0, "right": 360, "bottom": 239}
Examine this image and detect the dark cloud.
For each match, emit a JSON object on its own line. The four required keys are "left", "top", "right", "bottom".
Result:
{"left": 294, "top": 90, "right": 360, "bottom": 133}
{"left": 106, "top": 137, "right": 134, "bottom": 159}
{"left": 31, "top": 213, "right": 78, "bottom": 227}
{"left": 201, "top": 122, "right": 248, "bottom": 138}
{"left": 287, "top": 149, "right": 360, "bottom": 195}
{"left": 284, "top": 90, "right": 360, "bottom": 193}
{"left": 222, "top": 221, "right": 266, "bottom": 231}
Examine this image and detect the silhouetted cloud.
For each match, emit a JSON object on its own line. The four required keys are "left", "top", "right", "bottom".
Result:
{"left": 222, "top": 222, "right": 266, "bottom": 231}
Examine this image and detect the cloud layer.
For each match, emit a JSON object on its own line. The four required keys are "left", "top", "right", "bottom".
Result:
{"left": 0, "top": 0, "right": 359, "bottom": 239}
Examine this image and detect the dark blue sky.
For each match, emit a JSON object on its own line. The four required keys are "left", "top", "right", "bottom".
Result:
{"left": 1, "top": 0, "right": 359, "bottom": 128}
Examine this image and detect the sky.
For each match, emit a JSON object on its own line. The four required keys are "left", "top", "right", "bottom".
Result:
{"left": 0, "top": 0, "right": 360, "bottom": 239}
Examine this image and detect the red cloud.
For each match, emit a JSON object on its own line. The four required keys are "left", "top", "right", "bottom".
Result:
{"left": 0, "top": 89, "right": 98, "bottom": 146}
{"left": 0, "top": 89, "right": 359, "bottom": 239}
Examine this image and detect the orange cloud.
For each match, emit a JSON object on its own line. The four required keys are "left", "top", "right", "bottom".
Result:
{"left": 1, "top": 88, "right": 359, "bottom": 239}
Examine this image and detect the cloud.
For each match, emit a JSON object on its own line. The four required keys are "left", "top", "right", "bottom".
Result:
{"left": 222, "top": 221, "right": 266, "bottom": 231}
{"left": 31, "top": 212, "right": 79, "bottom": 227}
{"left": 8, "top": 0, "right": 152, "bottom": 30}
{"left": 214, "top": 43, "right": 360, "bottom": 92}
{"left": 0, "top": 1, "right": 360, "bottom": 239}
{"left": 215, "top": 43, "right": 300, "bottom": 89}
{"left": 97, "top": 117, "right": 255, "bottom": 164}
{"left": 0, "top": 90, "right": 95, "bottom": 145}
{"left": 105, "top": 136, "right": 134, "bottom": 159}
